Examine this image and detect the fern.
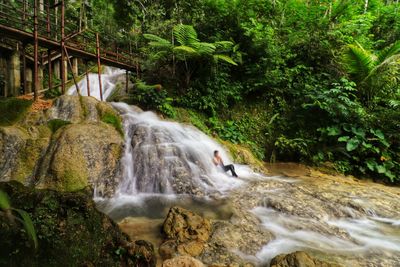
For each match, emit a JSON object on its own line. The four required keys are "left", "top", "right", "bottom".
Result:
{"left": 213, "top": 54, "right": 238, "bottom": 65}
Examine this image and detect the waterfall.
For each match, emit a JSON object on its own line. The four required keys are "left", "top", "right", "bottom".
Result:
{"left": 111, "top": 102, "right": 247, "bottom": 197}
{"left": 67, "top": 67, "right": 124, "bottom": 101}
{"left": 68, "top": 67, "right": 252, "bottom": 198}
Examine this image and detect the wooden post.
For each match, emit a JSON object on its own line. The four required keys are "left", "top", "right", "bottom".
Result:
{"left": 63, "top": 47, "right": 80, "bottom": 95}
{"left": 96, "top": 33, "right": 103, "bottom": 101}
{"left": 60, "top": 0, "right": 66, "bottom": 94}
{"left": 33, "top": 0, "right": 39, "bottom": 101}
{"left": 48, "top": 50, "right": 52, "bottom": 91}
{"left": 85, "top": 62, "right": 90, "bottom": 96}
{"left": 46, "top": 0, "right": 51, "bottom": 38}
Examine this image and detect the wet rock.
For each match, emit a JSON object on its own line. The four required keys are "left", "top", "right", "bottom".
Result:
{"left": 162, "top": 255, "right": 205, "bottom": 267}
{"left": 0, "top": 181, "right": 156, "bottom": 267}
{"left": 160, "top": 206, "right": 211, "bottom": 259}
{"left": 270, "top": 251, "right": 341, "bottom": 267}
{"left": 47, "top": 95, "right": 85, "bottom": 123}
{"left": 163, "top": 206, "right": 211, "bottom": 243}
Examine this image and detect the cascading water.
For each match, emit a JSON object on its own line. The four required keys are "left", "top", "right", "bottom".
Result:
{"left": 69, "top": 67, "right": 400, "bottom": 267}
{"left": 67, "top": 67, "right": 125, "bottom": 100}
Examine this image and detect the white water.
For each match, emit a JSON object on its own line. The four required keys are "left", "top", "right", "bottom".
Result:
{"left": 67, "top": 67, "right": 124, "bottom": 100}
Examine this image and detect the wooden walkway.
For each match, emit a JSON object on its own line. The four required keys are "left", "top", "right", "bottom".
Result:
{"left": 0, "top": 0, "right": 138, "bottom": 100}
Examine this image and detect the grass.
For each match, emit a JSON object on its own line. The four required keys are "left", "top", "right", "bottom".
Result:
{"left": 0, "top": 98, "right": 33, "bottom": 126}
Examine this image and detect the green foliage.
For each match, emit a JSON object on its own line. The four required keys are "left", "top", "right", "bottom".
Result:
{"left": 44, "top": 87, "right": 62, "bottom": 99}
{"left": 0, "top": 98, "right": 32, "bottom": 126}
{"left": 0, "top": 190, "right": 38, "bottom": 250}
{"left": 47, "top": 119, "right": 71, "bottom": 133}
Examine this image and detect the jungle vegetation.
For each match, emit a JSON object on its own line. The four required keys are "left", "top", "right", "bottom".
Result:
{"left": 56, "top": 0, "right": 400, "bottom": 183}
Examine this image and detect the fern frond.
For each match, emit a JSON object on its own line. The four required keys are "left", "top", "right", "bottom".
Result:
{"left": 377, "top": 41, "right": 400, "bottom": 64}
{"left": 343, "top": 43, "right": 376, "bottom": 82}
{"left": 173, "top": 25, "right": 199, "bottom": 46}
{"left": 173, "top": 45, "right": 198, "bottom": 55}
{"left": 213, "top": 54, "right": 238, "bottom": 65}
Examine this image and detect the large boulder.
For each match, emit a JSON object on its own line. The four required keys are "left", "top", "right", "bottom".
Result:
{"left": 270, "top": 251, "right": 341, "bottom": 267}
{"left": 0, "top": 181, "right": 156, "bottom": 267}
{"left": 0, "top": 95, "right": 124, "bottom": 196}
{"left": 36, "top": 122, "right": 123, "bottom": 195}
{"left": 160, "top": 206, "right": 211, "bottom": 259}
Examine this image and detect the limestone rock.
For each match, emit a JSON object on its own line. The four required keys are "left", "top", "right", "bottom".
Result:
{"left": 270, "top": 251, "right": 341, "bottom": 267}
{"left": 160, "top": 207, "right": 211, "bottom": 259}
{"left": 162, "top": 256, "right": 205, "bottom": 267}
{"left": 163, "top": 206, "right": 211, "bottom": 243}
{"left": 0, "top": 181, "right": 156, "bottom": 267}
{"left": 36, "top": 122, "right": 123, "bottom": 195}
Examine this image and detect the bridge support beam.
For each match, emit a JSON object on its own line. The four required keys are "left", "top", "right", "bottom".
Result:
{"left": 8, "top": 49, "right": 21, "bottom": 96}
{"left": 26, "top": 68, "right": 33, "bottom": 94}
{"left": 72, "top": 58, "right": 78, "bottom": 77}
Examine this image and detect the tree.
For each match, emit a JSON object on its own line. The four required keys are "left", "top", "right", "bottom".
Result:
{"left": 144, "top": 24, "right": 237, "bottom": 87}
{"left": 342, "top": 41, "right": 400, "bottom": 104}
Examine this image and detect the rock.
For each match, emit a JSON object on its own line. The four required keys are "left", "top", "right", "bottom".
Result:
{"left": 0, "top": 96, "right": 124, "bottom": 196}
{"left": 0, "top": 181, "right": 156, "bottom": 267}
{"left": 160, "top": 207, "right": 211, "bottom": 259}
{"left": 163, "top": 206, "right": 211, "bottom": 243}
{"left": 162, "top": 256, "right": 205, "bottom": 267}
{"left": 36, "top": 122, "right": 123, "bottom": 195}
{"left": 270, "top": 251, "right": 341, "bottom": 267}
{"left": 126, "top": 240, "right": 157, "bottom": 267}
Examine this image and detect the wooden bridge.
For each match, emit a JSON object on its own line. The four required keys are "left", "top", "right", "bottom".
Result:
{"left": 0, "top": 0, "right": 139, "bottom": 101}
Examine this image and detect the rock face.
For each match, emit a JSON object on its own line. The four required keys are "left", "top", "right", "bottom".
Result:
{"left": 270, "top": 251, "right": 341, "bottom": 267}
{"left": 0, "top": 95, "right": 124, "bottom": 196}
{"left": 160, "top": 207, "right": 211, "bottom": 259}
{"left": 0, "top": 181, "right": 156, "bottom": 267}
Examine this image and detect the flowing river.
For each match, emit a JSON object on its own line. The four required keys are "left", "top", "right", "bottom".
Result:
{"left": 68, "top": 67, "right": 400, "bottom": 266}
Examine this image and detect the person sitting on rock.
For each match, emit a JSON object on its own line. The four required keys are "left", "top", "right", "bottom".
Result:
{"left": 213, "top": 150, "right": 238, "bottom": 177}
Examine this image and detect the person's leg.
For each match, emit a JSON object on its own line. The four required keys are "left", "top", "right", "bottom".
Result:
{"left": 224, "top": 164, "right": 238, "bottom": 177}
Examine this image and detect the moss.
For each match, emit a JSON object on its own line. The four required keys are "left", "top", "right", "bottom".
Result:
{"left": 0, "top": 181, "right": 155, "bottom": 267}
{"left": 0, "top": 98, "right": 33, "bottom": 126}
{"left": 174, "top": 107, "right": 210, "bottom": 134}
{"left": 96, "top": 102, "right": 124, "bottom": 136}
{"left": 60, "top": 168, "right": 89, "bottom": 192}
{"left": 47, "top": 119, "right": 71, "bottom": 133}
{"left": 220, "top": 140, "right": 269, "bottom": 174}
{"left": 78, "top": 95, "right": 89, "bottom": 119}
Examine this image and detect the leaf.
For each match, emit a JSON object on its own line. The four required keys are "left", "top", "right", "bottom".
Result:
{"left": 326, "top": 126, "right": 341, "bottom": 136}
{"left": 346, "top": 138, "right": 360, "bottom": 152}
{"left": 376, "top": 165, "right": 386, "bottom": 174}
{"left": 365, "top": 158, "right": 377, "bottom": 171}
{"left": 173, "top": 45, "right": 198, "bottom": 55}
{"left": 173, "top": 24, "right": 199, "bottom": 46}
{"left": 371, "top": 129, "right": 385, "bottom": 140}
{"left": 14, "top": 208, "right": 38, "bottom": 250}
{"left": 0, "top": 190, "right": 10, "bottom": 210}
{"left": 338, "top": 136, "right": 350, "bottom": 142}
{"left": 213, "top": 54, "right": 238, "bottom": 66}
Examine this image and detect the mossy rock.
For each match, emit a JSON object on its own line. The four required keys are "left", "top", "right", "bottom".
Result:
{"left": 0, "top": 98, "right": 33, "bottom": 126}
{"left": 36, "top": 122, "right": 123, "bottom": 195}
{"left": 0, "top": 181, "right": 156, "bottom": 267}
{"left": 220, "top": 140, "right": 268, "bottom": 174}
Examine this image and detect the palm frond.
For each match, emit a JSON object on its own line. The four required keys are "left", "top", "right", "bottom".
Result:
{"left": 173, "top": 45, "right": 199, "bottom": 55}
{"left": 377, "top": 41, "right": 400, "bottom": 64}
{"left": 213, "top": 54, "right": 238, "bottom": 66}
{"left": 343, "top": 43, "right": 376, "bottom": 82}
{"left": 143, "top": 34, "right": 172, "bottom": 51}
{"left": 194, "top": 42, "right": 216, "bottom": 55}
{"left": 173, "top": 24, "right": 199, "bottom": 46}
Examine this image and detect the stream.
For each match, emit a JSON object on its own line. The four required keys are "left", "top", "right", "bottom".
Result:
{"left": 68, "top": 67, "right": 400, "bottom": 266}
